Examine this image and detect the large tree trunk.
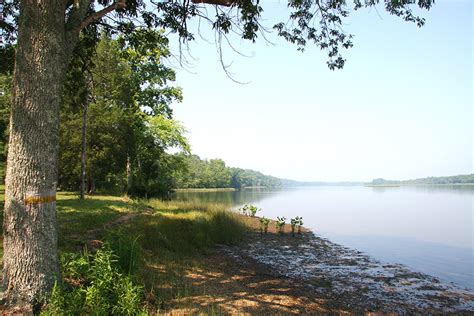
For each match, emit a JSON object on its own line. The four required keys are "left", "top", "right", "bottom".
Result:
{"left": 2, "top": 0, "right": 70, "bottom": 310}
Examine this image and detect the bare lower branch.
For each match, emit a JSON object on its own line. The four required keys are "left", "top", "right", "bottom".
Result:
{"left": 78, "top": 0, "right": 126, "bottom": 31}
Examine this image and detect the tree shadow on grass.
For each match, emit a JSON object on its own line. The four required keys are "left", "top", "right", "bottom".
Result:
{"left": 57, "top": 198, "right": 130, "bottom": 251}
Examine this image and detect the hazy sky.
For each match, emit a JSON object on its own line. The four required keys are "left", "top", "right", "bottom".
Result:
{"left": 168, "top": 0, "right": 472, "bottom": 182}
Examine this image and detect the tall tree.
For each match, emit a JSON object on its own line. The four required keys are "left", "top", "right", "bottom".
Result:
{"left": 0, "top": 74, "right": 12, "bottom": 181}
{"left": 0, "top": 0, "right": 433, "bottom": 310}
{"left": 58, "top": 34, "right": 184, "bottom": 197}
{"left": 0, "top": 46, "right": 15, "bottom": 182}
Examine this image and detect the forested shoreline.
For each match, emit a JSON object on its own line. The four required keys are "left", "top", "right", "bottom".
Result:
{"left": 173, "top": 154, "right": 282, "bottom": 190}
{"left": 0, "top": 34, "right": 281, "bottom": 198}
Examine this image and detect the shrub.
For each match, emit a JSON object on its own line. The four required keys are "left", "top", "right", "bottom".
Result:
{"left": 290, "top": 216, "right": 303, "bottom": 236}
{"left": 238, "top": 204, "right": 260, "bottom": 217}
{"left": 275, "top": 217, "right": 286, "bottom": 235}
{"left": 259, "top": 217, "right": 270, "bottom": 234}
{"left": 42, "top": 246, "right": 146, "bottom": 315}
{"left": 296, "top": 216, "right": 303, "bottom": 234}
{"left": 290, "top": 217, "right": 297, "bottom": 236}
{"left": 238, "top": 204, "right": 249, "bottom": 216}
{"left": 247, "top": 205, "right": 260, "bottom": 217}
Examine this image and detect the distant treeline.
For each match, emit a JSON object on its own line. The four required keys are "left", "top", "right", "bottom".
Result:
{"left": 370, "top": 174, "right": 474, "bottom": 185}
{"left": 173, "top": 154, "right": 282, "bottom": 189}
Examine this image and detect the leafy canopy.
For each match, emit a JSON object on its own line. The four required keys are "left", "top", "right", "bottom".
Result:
{"left": 0, "top": 0, "right": 434, "bottom": 70}
{"left": 59, "top": 34, "right": 187, "bottom": 197}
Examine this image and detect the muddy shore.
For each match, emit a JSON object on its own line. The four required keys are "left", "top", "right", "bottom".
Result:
{"left": 223, "top": 219, "right": 474, "bottom": 314}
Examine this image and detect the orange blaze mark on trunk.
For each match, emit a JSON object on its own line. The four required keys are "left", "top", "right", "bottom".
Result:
{"left": 24, "top": 195, "right": 56, "bottom": 205}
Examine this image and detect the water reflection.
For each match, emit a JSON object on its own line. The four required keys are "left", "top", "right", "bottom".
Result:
{"left": 404, "top": 184, "right": 474, "bottom": 195}
{"left": 172, "top": 188, "right": 284, "bottom": 206}
{"left": 172, "top": 185, "right": 474, "bottom": 290}
{"left": 368, "top": 184, "right": 474, "bottom": 195}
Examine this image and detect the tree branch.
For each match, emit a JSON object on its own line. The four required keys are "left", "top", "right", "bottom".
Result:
{"left": 77, "top": 0, "right": 126, "bottom": 32}
{"left": 192, "top": 0, "right": 234, "bottom": 7}
{"left": 65, "top": 0, "right": 91, "bottom": 56}
{"left": 66, "top": 0, "right": 90, "bottom": 31}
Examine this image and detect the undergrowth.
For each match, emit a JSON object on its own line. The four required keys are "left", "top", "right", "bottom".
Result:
{"left": 39, "top": 196, "right": 249, "bottom": 314}
{"left": 42, "top": 246, "right": 146, "bottom": 315}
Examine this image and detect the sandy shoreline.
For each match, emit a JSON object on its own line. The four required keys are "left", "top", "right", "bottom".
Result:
{"left": 224, "top": 222, "right": 474, "bottom": 314}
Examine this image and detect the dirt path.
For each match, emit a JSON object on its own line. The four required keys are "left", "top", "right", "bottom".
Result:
{"left": 86, "top": 212, "right": 139, "bottom": 236}
{"left": 69, "top": 211, "right": 143, "bottom": 249}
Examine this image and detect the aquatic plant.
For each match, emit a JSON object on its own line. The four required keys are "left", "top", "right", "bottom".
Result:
{"left": 259, "top": 217, "right": 270, "bottom": 234}
{"left": 296, "top": 216, "right": 303, "bottom": 234}
{"left": 238, "top": 204, "right": 260, "bottom": 217}
{"left": 238, "top": 204, "right": 249, "bottom": 216}
{"left": 276, "top": 217, "right": 286, "bottom": 235}
{"left": 248, "top": 205, "right": 261, "bottom": 217}
{"left": 290, "top": 216, "right": 303, "bottom": 236}
{"left": 290, "top": 217, "right": 297, "bottom": 236}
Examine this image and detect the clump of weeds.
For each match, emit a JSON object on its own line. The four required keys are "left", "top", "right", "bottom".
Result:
{"left": 276, "top": 217, "right": 286, "bottom": 235}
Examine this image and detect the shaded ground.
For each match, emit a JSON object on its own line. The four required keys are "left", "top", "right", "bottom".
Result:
{"left": 152, "top": 247, "right": 346, "bottom": 315}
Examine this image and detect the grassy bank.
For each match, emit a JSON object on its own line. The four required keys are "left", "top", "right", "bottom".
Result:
{"left": 0, "top": 191, "right": 250, "bottom": 313}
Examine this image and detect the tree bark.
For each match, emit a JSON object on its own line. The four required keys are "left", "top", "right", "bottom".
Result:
{"left": 88, "top": 171, "right": 95, "bottom": 194}
{"left": 126, "top": 153, "right": 132, "bottom": 194}
{"left": 80, "top": 102, "right": 88, "bottom": 200}
{"left": 2, "top": 0, "right": 71, "bottom": 310}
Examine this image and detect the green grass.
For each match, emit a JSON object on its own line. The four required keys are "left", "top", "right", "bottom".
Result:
{"left": 56, "top": 194, "right": 132, "bottom": 250}
{"left": 0, "top": 189, "right": 250, "bottom": 313}
{"left": 125, "top": 199, "right": 247, "bottom": 257}
{"left": 101, "top": 198, "right": 249, "bottom": 311}
{"left": 0, "top": 190, "right": 133, "bottom": 250}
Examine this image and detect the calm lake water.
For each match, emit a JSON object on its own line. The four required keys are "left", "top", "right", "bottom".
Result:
{"left": 173, "top": 185, "right": 474, "bottom": 291}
